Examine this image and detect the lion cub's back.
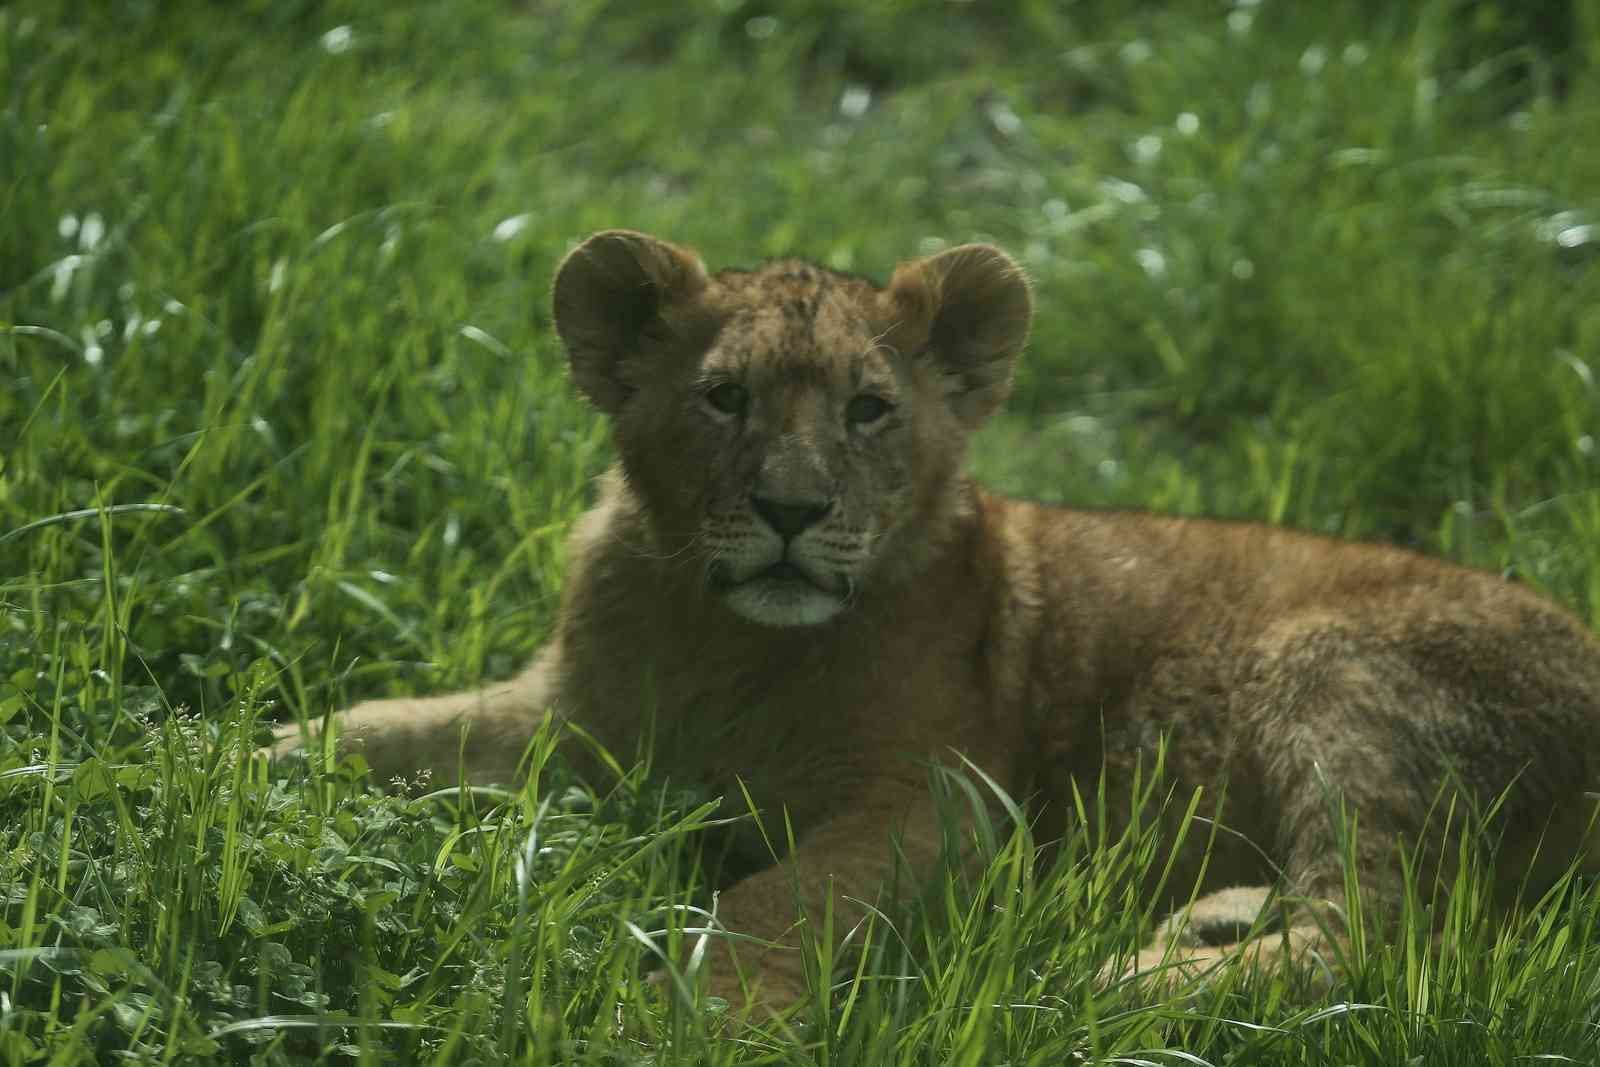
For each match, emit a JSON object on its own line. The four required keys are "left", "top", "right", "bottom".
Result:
{"left": 1014, "top": 501, "right": 1583, "bottom": 645}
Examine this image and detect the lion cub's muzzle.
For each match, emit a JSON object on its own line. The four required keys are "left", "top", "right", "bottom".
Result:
{"left": 705, "top": 493, "right": 862, "bottom": 627}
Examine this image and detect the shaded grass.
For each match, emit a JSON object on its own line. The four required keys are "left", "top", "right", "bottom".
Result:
{"left": 3, "top": 0, "right": 1600, "bottom": 1061}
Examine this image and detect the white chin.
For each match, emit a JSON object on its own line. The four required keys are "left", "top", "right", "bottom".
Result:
{"left": 723, "top": 581, "right": 844, "bottom": 627}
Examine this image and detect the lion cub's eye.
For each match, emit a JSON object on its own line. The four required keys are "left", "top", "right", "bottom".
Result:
{"left": 704, "top": 382, "right": 749, "bottom": 416}
{"left": 846, "top": 393, "right": 892, "bottom": 426}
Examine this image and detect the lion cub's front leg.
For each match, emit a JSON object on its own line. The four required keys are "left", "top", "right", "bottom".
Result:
{"left": 270, "top": 650, "right": 557, "bottom": 787}
{"left": 691, "top": 789, "right": 953, "bottom": 1016}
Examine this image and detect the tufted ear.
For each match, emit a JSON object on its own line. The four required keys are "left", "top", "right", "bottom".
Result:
{"left": 551, "top": 230, "right": 709, "bottom": 413}
{"left": 882, "top": 243, "right": 1033, "bottom": 427}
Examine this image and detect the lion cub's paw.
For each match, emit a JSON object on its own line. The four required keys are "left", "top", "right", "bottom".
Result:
{"left": 254, "top": 722, "right": 325, "bottom": 777}
{"left": 1153, "top": 885, "right": 1276, "bottom": 952}
{"left": 1105, "top": 885, "right": 1294, "bottom": 989}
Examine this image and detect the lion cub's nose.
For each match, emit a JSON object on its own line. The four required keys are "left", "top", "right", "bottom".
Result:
{"left": 751, "top": 495, "right": 833, "bottom": 539}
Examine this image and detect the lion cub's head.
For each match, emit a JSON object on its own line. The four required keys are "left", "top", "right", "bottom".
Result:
{"left": 552, "top": 230, "right": 1032, "bottom": 627}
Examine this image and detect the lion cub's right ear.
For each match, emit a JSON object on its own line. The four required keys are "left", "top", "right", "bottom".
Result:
{"left": 552, "top": 230, "right": 709, "bottom": 413}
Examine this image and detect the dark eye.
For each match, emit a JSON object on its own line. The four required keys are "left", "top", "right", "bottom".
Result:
{"left": 705, "top": 382, "right": 748, "bottom": 416}
{"left": 846, "top": 394, "right": 892, "bottom": 425}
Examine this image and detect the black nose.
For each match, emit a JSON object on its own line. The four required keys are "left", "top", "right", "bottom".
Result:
{"left": 751, "top": 495, "right": 833, "bottom": 539}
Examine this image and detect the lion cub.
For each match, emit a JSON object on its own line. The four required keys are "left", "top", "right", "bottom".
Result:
{"left": 276, "top": 231, "right": 1600, "bottom": 1010}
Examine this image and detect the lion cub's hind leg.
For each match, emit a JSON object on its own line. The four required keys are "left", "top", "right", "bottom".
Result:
{"left": 1115, "top": 617, "right": 1456, "bottom": 991}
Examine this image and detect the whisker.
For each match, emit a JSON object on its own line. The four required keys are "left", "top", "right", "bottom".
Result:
{"left": 620, "top": 528, "right": 711, "bottom": 562}
{"left": 865, "top": 323, "right": 901, "bottom": 360}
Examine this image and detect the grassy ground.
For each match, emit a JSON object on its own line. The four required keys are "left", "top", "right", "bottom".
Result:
{"left": 4, "top": 0, "right": 1600, "bottom": 1062}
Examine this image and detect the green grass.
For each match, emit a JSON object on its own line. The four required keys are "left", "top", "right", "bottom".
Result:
{"left": 3, "top": 0, "right": 1600, "bottom": 1061}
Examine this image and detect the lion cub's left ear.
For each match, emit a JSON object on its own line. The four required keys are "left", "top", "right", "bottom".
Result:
{"left": 552, "top": 230, "right": 710, "bottom": 413}
{"left": 883, "top": 244, "right": 1033, "bottom": 427}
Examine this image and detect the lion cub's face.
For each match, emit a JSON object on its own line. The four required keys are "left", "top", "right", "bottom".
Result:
{"left": 552, "top": 231, "right": 1033, "bottom": 626}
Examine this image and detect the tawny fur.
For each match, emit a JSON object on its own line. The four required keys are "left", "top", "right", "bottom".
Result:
{"left": 274, "top": 230, "right": 1600, "bottom": 1011}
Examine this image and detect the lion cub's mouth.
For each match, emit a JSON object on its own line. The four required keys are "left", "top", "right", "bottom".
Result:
{"left": 757, "top": 561, "right": 812, "bottom": 585}
{"left": 713, "top": 559, "right": 827, "bottom": 591}
{"left": 710, "top": 557, "right": 850, "bottom": 626}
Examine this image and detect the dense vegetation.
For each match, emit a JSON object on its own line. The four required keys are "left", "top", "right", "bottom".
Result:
{"left": 2, "top": 1, "right": 1598, "bottom": 1062}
